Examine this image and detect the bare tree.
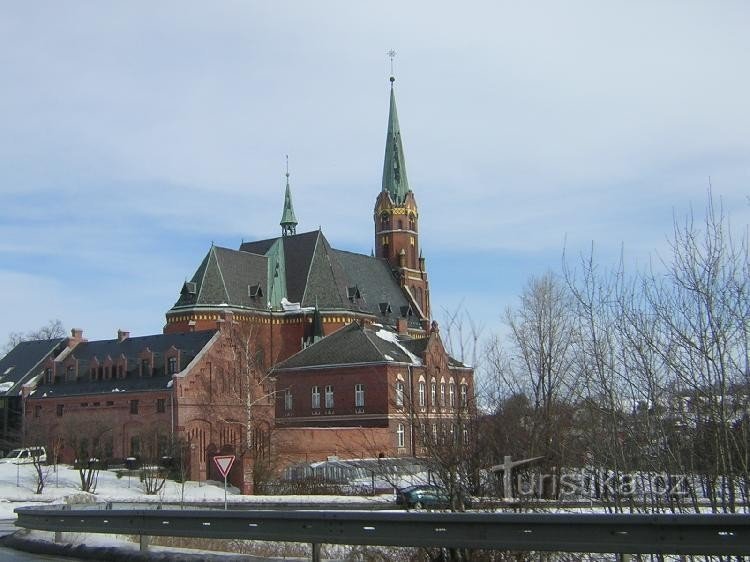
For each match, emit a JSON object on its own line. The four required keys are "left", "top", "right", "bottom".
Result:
{"left": 4, "top": 319, "right": 65, "bottom": 353}
{"left": 485, "top": 272, "right": 578, "bottom": 499}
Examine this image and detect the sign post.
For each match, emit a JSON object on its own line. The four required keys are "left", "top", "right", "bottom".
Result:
{"left": 213, "top": 455, "right": 236, "bottom": 510}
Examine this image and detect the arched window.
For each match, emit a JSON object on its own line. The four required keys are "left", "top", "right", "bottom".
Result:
{"left": 460, "top": 379, "right": 468, "bottom": 407}
{"left": 449, "top": 379, "right": 456, "bottom": 408}
{"left": 418, "top": 381, "right": 426, "bottom": 407}
{"left": 430, "top": 378, "right": 437, "bottom": 406}
{"left": 395, "top": 380, "right": 405, "bottom": 407}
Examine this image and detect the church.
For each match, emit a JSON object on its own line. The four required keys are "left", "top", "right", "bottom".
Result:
{"left": 8, "top": 75, "right": 474, "bottom": 492}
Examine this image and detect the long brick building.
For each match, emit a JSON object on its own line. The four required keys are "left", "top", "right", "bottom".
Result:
{"left": 4, "top": 76, "right": 474, "bottom": 492}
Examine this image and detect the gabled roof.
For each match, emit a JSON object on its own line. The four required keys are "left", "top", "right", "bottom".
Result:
{"left": 68, "top": 330, "right": 216, "bottom": 363}
{"left": 0, "top": 339, "right": 66, "bottom": 397}
{"left": 177, "top": 230, "right": 422, "bottom": 330}
{"left": 172, "top": 245, "right": 269, "bottom": 311}
{"left": 332, "top": 249, "right": 415, "bottom": 323}
{"left": 32, "top": 330, "right": 217, "bottom": 398}
{"left": 273, "top": 322, "right": 421, "bottom": 370}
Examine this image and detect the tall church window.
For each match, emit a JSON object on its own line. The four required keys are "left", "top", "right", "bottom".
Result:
{"left": 440, "top": 380, "right": 446, "bottom": 406}
{"left": 168, "top": 356, "right": 178, "bottom": 375}
{"left": 460, "top": 383, "right": 468, "bottom": 407}
{"left": 449, "top": 380, "right": 456, "bottom": 408}
{"left": 355, "top": 384, "right": 365, "bottom": 408}
{"left": 430, "top": 378, "right": 437, "bottom": 406}
{"left": 418, "top": 381, "right": 426, "bottom": 407}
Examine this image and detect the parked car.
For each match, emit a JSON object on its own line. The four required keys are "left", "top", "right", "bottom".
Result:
{"left": 396, "top": 484, "right": 462, "bottom": 510}
{"left": 0, "top": 446, "right": 47, "bottom": 465}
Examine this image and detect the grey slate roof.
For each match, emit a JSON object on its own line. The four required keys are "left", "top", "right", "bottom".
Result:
{"left": 273, "top": 322, "right": 417, "bottom": 370}
{"left": 0, "top": 339, "right": 66, "bottom": 397}
{"left": 32, "top": 330, "right": 217, "bottom": 399}
{"left": 173, "top": 246, "right": 269, "bottom": 311}
{"left": 178, "top": 230, "right": 422, "bottom": 330}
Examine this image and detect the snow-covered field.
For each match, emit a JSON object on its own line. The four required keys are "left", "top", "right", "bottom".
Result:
{"left": 0, "top": 462, "right": 394, "bottom": 558}
{"left": 0, "top": 462, "right": 391, "bottom": 519}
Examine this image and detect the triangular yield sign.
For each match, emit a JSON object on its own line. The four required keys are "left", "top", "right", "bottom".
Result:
{"left": 213, "top": 455, "right": 235, "bottom": 478}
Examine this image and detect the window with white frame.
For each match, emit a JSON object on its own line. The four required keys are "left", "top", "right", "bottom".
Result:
{"left": 284, "top": 389, "right": 293, "bottom": 411}
{"left": 355, "top": 384, "right": 365, "bottom": 408}
{"left": 325, "top": 385, "right": 334, "bottom": 409}
{"left": 311, "top": 386, "right": 320, "bottom": 409}
{"left": 449, "top": 380, "right": 456, "bottom": 407}
{"left": 395, "top": 380, "right": 405, "bottom": 407}
{"left": 440, "top": 380, "right": 446, "bottom": 405}
{"left": 430, "top": 379, "right": 436, "bottom": 405}
{"left": 397, "top": 423, "right": 405, "bottom": 448}
{"left": 418, "top": 381, "right": 426, "bottom": 407}
{"left": 460, "top": 383, "right": 468, "bottom": 407}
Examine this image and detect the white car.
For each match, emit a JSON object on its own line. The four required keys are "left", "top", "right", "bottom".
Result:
{"left": 0, "top": 446, "right": 47, "bottom": 465}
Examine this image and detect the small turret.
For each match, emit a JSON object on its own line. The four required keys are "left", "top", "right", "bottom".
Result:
{"left": 280, "top": 156, "right": 298, "bottom": 237}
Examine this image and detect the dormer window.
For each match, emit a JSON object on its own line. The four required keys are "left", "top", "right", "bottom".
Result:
{"left": 400, "top": 305, "right": 413, "bottom": 318}
{"left": 141, "top": 358, "right": 151, "bottom": 377}
{"left": 248, "top": 284, "right": 263, "bottom": 298}
{"left": 347, "top": 286, "right": 361, "bottom": 301}
{"left": 378, "top": 302, "right": 392, "bottom": 315}
{"left": 181, "top": 281, "right": 197, "bottom": 295}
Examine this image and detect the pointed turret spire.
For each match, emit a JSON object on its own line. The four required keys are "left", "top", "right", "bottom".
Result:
{"left": 381, "top": 73, "right": 410, "bottom": 205}
{"left": 280, "top": 155, "right": 298, "bottom": 237}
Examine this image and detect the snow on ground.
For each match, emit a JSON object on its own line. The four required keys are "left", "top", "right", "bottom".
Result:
{"left": 0, "top": 462, "right": 392, "bottom": 521}
{"left": 0, "top": 461, "right": 395, "bottom": 558}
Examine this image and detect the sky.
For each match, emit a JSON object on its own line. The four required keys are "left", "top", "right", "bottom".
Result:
{"left": 1, "top": 1, "right": 748, "bottom": 349}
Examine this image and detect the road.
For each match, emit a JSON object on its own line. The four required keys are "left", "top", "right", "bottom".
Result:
{"left": 0, "top": 519, "right": 83, "bottom": 561}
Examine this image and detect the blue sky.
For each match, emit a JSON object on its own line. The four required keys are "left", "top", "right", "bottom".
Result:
{"left": 1, "top": 1, "right": 748, "bottom": 347}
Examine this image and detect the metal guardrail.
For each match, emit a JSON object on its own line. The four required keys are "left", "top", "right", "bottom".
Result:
{"left": 13, "top": 506, "right": 750, "bottom": 556}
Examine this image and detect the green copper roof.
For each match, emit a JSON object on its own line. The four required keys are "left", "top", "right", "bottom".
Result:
{"left": 381, "top": 79, "right": 410, "bottom": 205}
{"left": 280, "top": 173, "right": 298, "bottom": 236}
{"left": 266, "top": 238, "right": 288, "bottom": 309}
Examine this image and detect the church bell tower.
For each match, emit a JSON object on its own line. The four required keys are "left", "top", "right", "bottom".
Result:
{"left": 374, "top": 73, "right": 430, "bottom": 321}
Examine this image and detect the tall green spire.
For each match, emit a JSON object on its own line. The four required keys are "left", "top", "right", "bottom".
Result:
{"left": 280, "top": 156, "right": 297, "bottom": 237}
{"left": 381, "top": 76, "right": 410, "bottom": 205}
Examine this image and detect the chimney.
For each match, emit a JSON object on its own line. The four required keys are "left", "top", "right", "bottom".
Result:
{"left": 68, "top": 328, "right": 86, "bottom": 348}
{"left": 117, "top": 329, "right": 130, "bottom": 342}
{"left": 396, "top": 317, "right": 408, "bottom": 335}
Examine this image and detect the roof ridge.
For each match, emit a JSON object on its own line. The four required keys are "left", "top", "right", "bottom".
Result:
{"left": 195, "top": 247, "right": 212, "bottom": 304}
{"left": 211, "top": 246, "right": 231, "bottom": 304}
{"left": 300, "top": 231, "right": 323, "bottom": 305}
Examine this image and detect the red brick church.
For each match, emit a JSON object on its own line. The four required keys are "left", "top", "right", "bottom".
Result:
{"left": 4, "top": 76, "right": 474, "bottom": 492}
